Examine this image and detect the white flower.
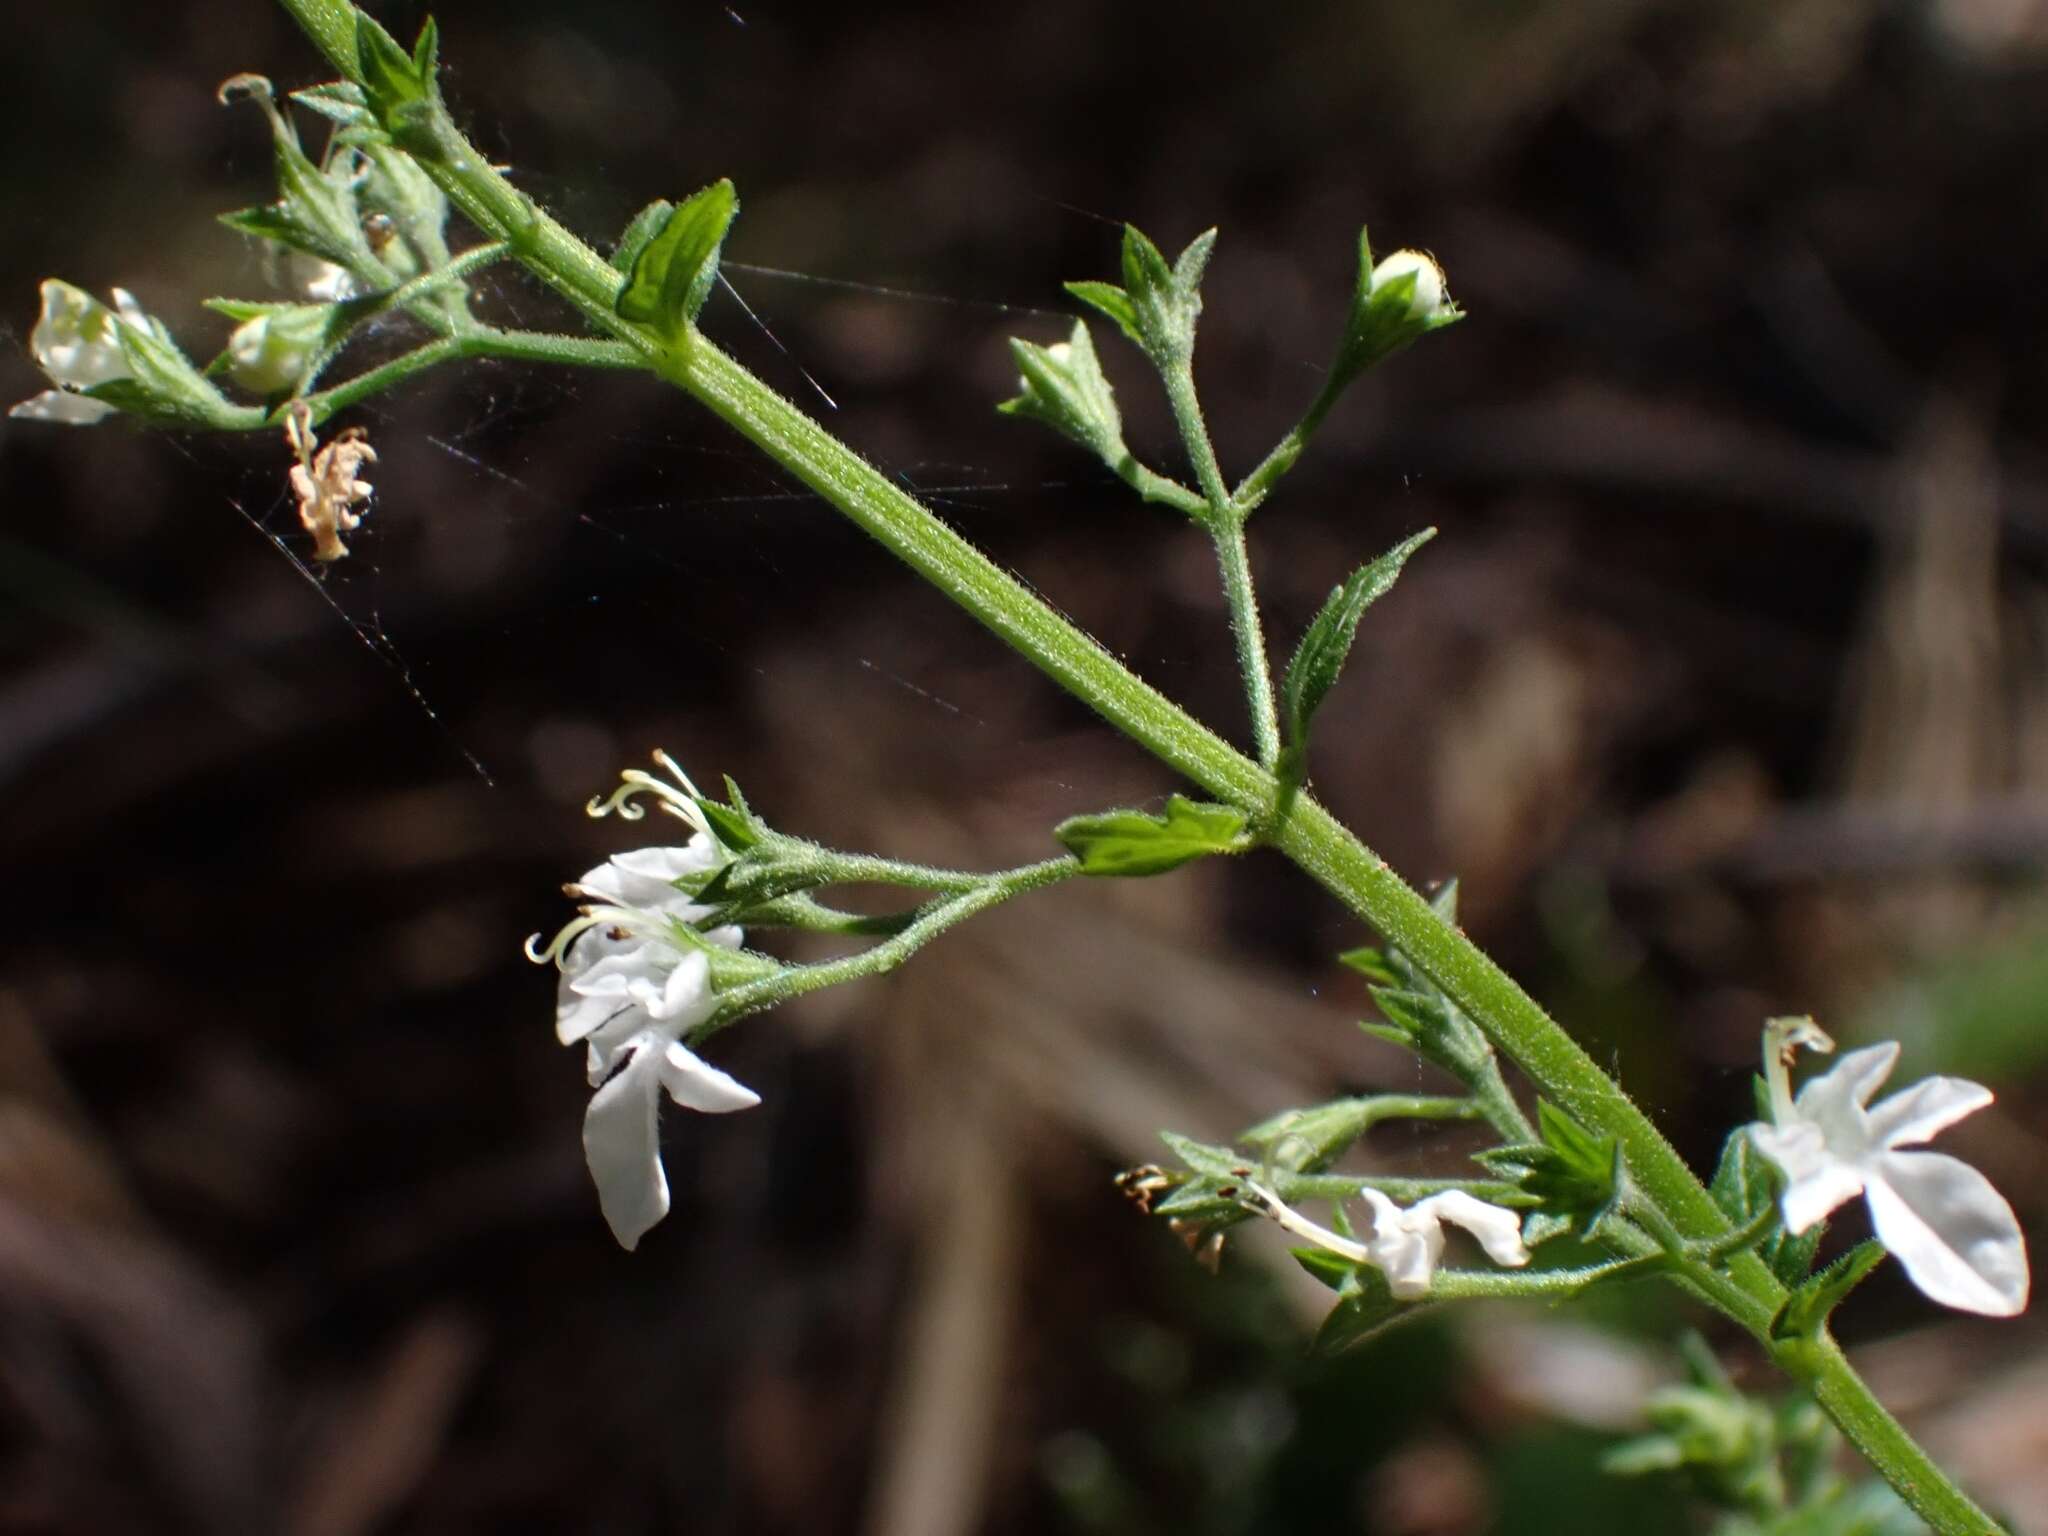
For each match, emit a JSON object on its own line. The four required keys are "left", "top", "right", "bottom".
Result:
{"left": 10, "top": 280, "right": 149, "bottom": 425}
{"left": 1370, "top": 250, "right": 1447, "bottom": 321}
{"left": 1750, "top": 1018, "right": 2029, "bottom": 1317}
{"left": 1249, "top": 1182, "right": 1530, "bottom": 1300}
{"left": 531, "top": 818, "right": 754, "bottom": 1251}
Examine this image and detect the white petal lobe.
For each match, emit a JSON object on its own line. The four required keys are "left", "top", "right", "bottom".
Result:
{"left": 1865, "top": 1151, "right": 2029, "bottom": 1317}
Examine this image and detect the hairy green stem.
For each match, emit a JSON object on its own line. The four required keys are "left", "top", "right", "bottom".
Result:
{"left": 1161, "top": 359, "right": 1282, "bottom": 767}
{"left": 710, "top": 857, "right": 1077, "bottom": 1030}
{"left": 258, "top": 8, "right": 2005, "bottom": 1525}
{"left": 293, "top": 328, "right": 640, "bottom": 426}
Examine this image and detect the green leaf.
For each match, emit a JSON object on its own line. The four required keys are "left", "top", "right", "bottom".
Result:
{"left": 1157, "top": 1130, "right": 1246, "bottom": 1182}
{"left": 615, "top": 179, "right": 739, "bottom": 338}
{"left": 1055, "top": 794, "right": 1247, "bottom": 877}
{"left": 1063, "top": 280, "right": 1142, "bottom": 347}
{"left": 290, "top": 81, "right": 373, "bottom": 126}
{"left": 411, "top": 15, "right": 441, "bottom": 83}
{"left": 1280, "top": 529, "right": 1435, "bottom": 754}
{"left": 1310, "top": 1270, "right": 1413, "bottom": 1356}
{"left": 1771, "top": 1241, "right": 1886, "bottom": 1344}
{"left": 610, "top": 198, "right": 675, "bottom": 275}
{"left": 1172, "top": 228, "right": 1218, "bottom": 292}
{"left": 1119, "top": 223, "right": 1175, "bottom": 301}
{"left": 356, "top": 12, "right": 428, "bottom": 110}
{"left": 1335, "top": 946, "right": 1398, "bottom": 985}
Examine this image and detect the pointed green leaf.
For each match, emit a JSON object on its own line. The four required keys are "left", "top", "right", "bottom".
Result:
{"left": 1336, "top": 946, "right": 1398, "bottom": 985}
{"left": 1172, "top": 228, "right": 1218, "bottom": 291}
{"left": 1120, "top": 223, "right": 1174, "bottom": 300}
{"left": 616, "top": 178, "right": 739, "bottom": 338}
{"left": 1063, "top": 280, "right": 1142, "bottom": 347}
{"left": 411, "top": 15, "right": 441, "bottom": 83}
{"left": 356, "top": 12, "right": 427, "bottom": 110}
{"left": 1055, "top": 794, "right": 1247, "bottom": 877}
{"left": 1280, "top": 529, "right": 1435, "bottom": 752}
{"left": 610, "top": 198, "right": 675, "bottom": 275}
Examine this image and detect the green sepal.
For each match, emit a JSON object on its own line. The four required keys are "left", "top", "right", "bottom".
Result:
{"left": 1327, "top": 226, "right": 1462, "bottom": 395}
{"left": 1770, "top": 1241, "right": 1886, "bottom": 1344}
{"left": 997, "top": 319, "right": 1128, "bottom": 469}
{"left": 1279, "top": 528, "right": 1435, "bottom": 763}
{"left": 1709, "top": 1126, "right": 1818, "bottom": 1285}
{"left": 610, "top": 198, "right": 676, "bottom": 275}
{"left": 1062, "top": 280, "right": 1142, "bottom": 348}
{"left": 1054, "top": 794, "right": 1248, "bottom": 877}
{"left": 691, "top": 775, "right": 762, "bottom": 854}
{"left": 411, "top": 15, "right": 441, "bottom": 83}
{"left": 1476, "top": 1100, "right": 1622, "bottom": 1235}
{"left": 615, "top": 179, "right": 739, "bottom": 339}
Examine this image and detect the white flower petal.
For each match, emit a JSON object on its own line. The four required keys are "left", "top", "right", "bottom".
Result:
{"left": 1752, "top": 1120, "right": 1867, "bottom": 1233}
{"left": 1866, "top": 1151, "right": 2030, "bottom": 1317}
{"left": 557, "top": 941, "right": 669, "bottom": 1045}
{"left": 1415, "top": 1190, "right": 1531, "bottom": 1269}
{"left": 643, "top": 949, "right": 714, "bottom": 1023}
{"left": 1793, "top": 1042, "right": 1898, "bottom": 1131}
{"left": 1361, "top": 1188, "right": 1442, "bottom": 1300}
{"left": 9, "top": 389, "right": 117, "bottom": 425}
{"left": 658, "top": 1040, "right": 760, "bottom": 1113}
{"left": 1866, "top": 1075, "right": 1993, "bottom": 1150}
{"left": 575, "top": 842, "right": 718, "bottom": 911}
{"left": 581, "top": 1037, "right": 669, "bottom": 1250}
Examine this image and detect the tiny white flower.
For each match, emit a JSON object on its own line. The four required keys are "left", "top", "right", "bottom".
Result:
{"left": 1248, "top": 1181, "right": 1530, "bottom": 1300}
{"left": 1370, "top": 250, "right": 1447, "bottom": 321}
{"left": 529, "top": 787, "right": 756, "bottom": 1250}
{"left": 1750, "top": 1018, "right": 2029, "bottom": 1318}
{"left": 10, "top": 279, "right": 142, "bottom": 425}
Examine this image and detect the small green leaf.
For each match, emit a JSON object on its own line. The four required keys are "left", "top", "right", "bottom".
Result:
{"left": 1335, "top": 946, "right": 1398, "bottom": 985}
{"left": 1280, "top": 529, "right": 1435, "bottom": 755}
{"left": 1157, "top": 1130, "right": 1245, "bottom": 1182}
{"left": 290, "top": 81, "right": 372, "bottom": 126}
{"left": 610, "top": 198, "right": 675, "bottom": 276}
{"left": 411, "top": 15, "right": 441, "bottom": 82}
{"left": 1771, "top": 1241, "right": 1886, "bottom": 1343}
{"left": 1482, "top": 1101, "right": 1621, "bottom": 1234}
{"left": 356, "top": 12, "right": 428, "bottom": 110}
{"left": 1055, "top": 794, "right": 1247, "bottom": 877}
{"left": 1120, "top": 223, "right": 1175, "bottom": 301}
{"left": 616, "top": 179, "right": 739, "bottom": 338}
{"left": 1063, "top": 280, "right": 1142, "bottom": 347}
{"left": 1172, "top": 228, "right": 1218, "bottom": 292}
{"left": 1310, "top": 1270, "right": 1413, "bottom": 1356}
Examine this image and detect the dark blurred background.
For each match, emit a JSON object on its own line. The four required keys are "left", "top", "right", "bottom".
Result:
{"left": 5, "top": 1, "right": 2048, "bottom": 1531}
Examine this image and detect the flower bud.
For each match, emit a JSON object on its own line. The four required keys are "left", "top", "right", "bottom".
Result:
{"left": 226, "top": 305, "right": 328, "bottom": 396}
{"left": 1369, "top": 249, "right": 1447, "bottom": 321}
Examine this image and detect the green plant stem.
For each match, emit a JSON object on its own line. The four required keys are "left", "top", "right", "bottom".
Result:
{"left": 1161, "top": 359, "right": 1282, "bottom": 768}
{"left": 261, "top": 9, "right": 2005, "bottom": 1525}
{"left": 1807, "top": 1337, "right": 2003, "bottom": 1535}
{"left": 292, "top": 328, "right": 641, "bottom": 426}
{"left": 709, "top": 857, "right": 1077, "bottom": 1030}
